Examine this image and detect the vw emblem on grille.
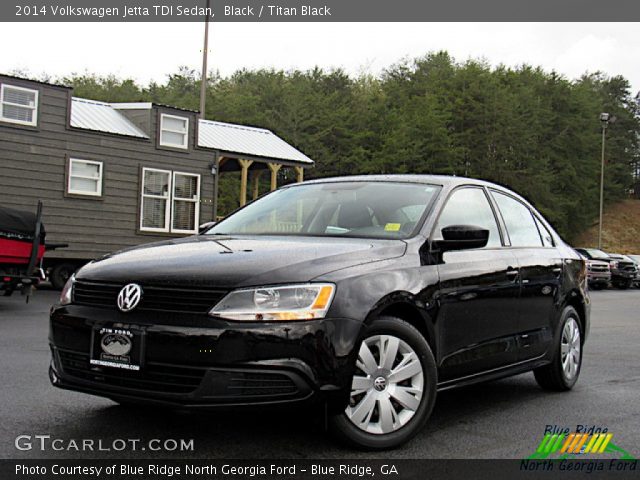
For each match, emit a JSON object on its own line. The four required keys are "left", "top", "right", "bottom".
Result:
{"left": 117, "top": 283, "right": 142, "bottom": 312}
{"left": 101, "top": 333, "right": 132, "bottom": 356}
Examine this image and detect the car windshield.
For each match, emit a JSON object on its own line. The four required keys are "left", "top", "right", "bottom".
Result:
{"left": 583, "top": 248, "right": 611, "bottom": 260}
{"left": 206, "top": 181, "right": 441, "bottom": 239}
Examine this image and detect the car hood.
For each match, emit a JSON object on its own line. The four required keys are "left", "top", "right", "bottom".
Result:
{"left": 77, "top": 235, "right": 407, "bottom": 288}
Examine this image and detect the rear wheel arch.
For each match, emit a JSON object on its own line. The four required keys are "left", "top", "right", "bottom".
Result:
{"left": 563, "top": 290, "right": 587, "bottom": 343}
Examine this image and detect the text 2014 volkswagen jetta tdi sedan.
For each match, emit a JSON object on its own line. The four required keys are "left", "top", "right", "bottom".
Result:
{"left": 50, "top": 175, "right": 589, "bottom": 449}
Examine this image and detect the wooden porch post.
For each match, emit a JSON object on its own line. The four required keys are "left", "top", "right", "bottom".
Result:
{"left": 212, "top": 156, "right": 227, "bottom": 221}
{"left": 268, "top": 163, "right": 282, "bottom": 191}
{"left": 252, "top": 170, "right": 263, "bottom": 200}
{"left": 295, "top": 166, "right": 304, "bottom": 183}
{"left": 238, "top": 159, "right": 253, "bottom": 207}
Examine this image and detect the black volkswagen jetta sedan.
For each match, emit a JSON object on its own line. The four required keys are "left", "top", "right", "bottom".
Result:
{"left": 50, "top": 175, "right": 589, "bottom": 449}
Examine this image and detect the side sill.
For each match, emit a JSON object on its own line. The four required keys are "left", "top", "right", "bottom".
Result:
{"left": 436, "top": 354, "right": 548, "bottom": 392}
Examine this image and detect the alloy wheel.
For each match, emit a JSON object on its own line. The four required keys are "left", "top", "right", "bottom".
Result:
{"left": 346, "top": 334, "right": 424, "bottom": 434}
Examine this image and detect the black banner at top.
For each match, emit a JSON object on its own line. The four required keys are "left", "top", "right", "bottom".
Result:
{"left": 4, "top": 0, "right": 640, "bottom": 22}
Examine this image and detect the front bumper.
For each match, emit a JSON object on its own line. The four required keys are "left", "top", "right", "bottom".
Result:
{"left": 612, "top": 271, "right": 636, "bottom": 280}
{"left": 49, "top": 305, "right": 362, "bottom": 411}
{"left": 587, "top": 272, "right": 610, "bottom": 284}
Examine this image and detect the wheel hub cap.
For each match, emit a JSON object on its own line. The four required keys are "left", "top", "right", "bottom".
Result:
{"left": 346, "top": 334, "right": 424, "bottom": 435}
{"left": 561, "top": 317, "right": 581, "bottom": 380}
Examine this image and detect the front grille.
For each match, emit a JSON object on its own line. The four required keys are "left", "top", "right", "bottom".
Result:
{"left": 227, "top": 371, "right": 298, "bottom": 396}
{"left": 73, "top": 280, "right": 227, "bottom": 314}
{"left": 58, "top": 350, "right": 205, "bottom": 394}
{"left": 57, "top": 350, "right": 303, "bottom": 399}
{"left": 588, "top": 265, "right": 609, "bottom": 273}
{"left": 616, "top": 261, "right": 635, "bottom": 270}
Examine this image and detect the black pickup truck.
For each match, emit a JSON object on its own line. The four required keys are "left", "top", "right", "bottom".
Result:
{"left": 606, "top": 252, "right": 639, "bottom": 289}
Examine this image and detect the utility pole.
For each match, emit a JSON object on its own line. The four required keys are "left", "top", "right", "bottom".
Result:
{"left": 199, "top": 0, "right": 211, "bottom": 120}
{"left": 598, "top": 112, "right": 610, "bottom": 249}
{"left": 200, "top": 0, "right": 216, "bottom": 221}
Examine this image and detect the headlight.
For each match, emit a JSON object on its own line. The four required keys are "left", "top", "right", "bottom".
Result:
{"left": 209, "top": 283, "right": 335, "bottom": 321}
{"left": 59, "top": 275, "right": 75, "bottom": 305}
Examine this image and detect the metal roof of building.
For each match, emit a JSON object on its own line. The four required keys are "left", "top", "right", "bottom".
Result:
{"left": 111, "top": 102, "right": 199, "bottom": 113}
{"left": 110, "top": 102, "right": 153, "bottom": 110}
{"left": 70, "top": 98, "right": 149, "bottom": 139}
{"left": 198, "top": 120, "right": 314, "bottom": 165}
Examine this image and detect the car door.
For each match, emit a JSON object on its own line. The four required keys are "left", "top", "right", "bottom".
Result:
{"left": 490, "top": 190, "right": 560, "bottom": 361}
{"left": 433, "top": 186, "right": 522, "bottom": 381}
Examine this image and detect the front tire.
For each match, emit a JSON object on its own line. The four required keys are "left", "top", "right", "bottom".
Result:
{"left": 329, "top": 316, "right": 437, "bottom": 450}
{"left": 534, "top": 306, "right": 583, "bottom": 391}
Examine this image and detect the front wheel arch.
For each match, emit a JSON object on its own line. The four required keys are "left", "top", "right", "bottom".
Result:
{"left": 365, "top": 296, "right": 437, "bottom": 358}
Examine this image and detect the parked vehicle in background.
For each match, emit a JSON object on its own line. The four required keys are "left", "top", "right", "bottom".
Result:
{"left": 50, "top": 175, "right": 590, "bottom": 450}
{"left": 574, "top": 248, "right": 619, "bottom": 288}
{"left": 606, "top": 253, "right": 638, "bottom": 289}
{"left": 628, "top": 255, "right": 640, "bottom": 288}
{"left": 575, "top": 250, "right": 611, "bottom": 290}
{"left": 0, "top": 203, "right": 45, "bottom": 297}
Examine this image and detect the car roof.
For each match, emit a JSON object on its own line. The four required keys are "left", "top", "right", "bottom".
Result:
{"left": 295, "top": 174, "right": 545, "bottom": 213}
{"left": 300, "top": 174, "right": 506, "bottom": 190}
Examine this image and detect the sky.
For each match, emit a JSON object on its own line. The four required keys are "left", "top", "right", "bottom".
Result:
{"left": 1, "top": 22, "right": 639, "bottom": 95}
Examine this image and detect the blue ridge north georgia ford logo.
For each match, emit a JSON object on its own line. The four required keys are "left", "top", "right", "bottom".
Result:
{"left": 117, "top": 283, "right": 142, "bottom": 312}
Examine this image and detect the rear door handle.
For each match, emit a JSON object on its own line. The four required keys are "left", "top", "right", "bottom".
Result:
{"left": 552, "top": 267, "right": 563, "bottom": 276}
{"left": 506, "top": 268, "right": 519, "bottom": 281}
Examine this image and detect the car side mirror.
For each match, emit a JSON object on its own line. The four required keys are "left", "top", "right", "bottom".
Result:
{"left": 434, "top": 225, "right": 489, "bottom": 252}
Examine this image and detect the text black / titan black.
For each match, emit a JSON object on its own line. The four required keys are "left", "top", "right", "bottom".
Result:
{"left": 49, "top": 175, "right": 589, "bottom": 450}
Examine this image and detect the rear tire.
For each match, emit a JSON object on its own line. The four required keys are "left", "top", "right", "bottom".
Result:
{"left": 50, "top": 263, "right": 76, "bottom": 290}
{"left": 534, "top": 306, "right": 582, "bottom": 391}
{"left": 329, "top": 316, "right": 437, "bottom": 450}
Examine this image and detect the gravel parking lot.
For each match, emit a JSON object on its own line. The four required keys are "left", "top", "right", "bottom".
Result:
{"left": 1, "top": 287, "right": 638, "bottom": 459}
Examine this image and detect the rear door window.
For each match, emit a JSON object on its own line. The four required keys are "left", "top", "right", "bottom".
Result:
{"left": 491, "top": 191, "right": 543, "bottom": 247}
{"left": 533, "top": 216, "right": 554, "bottom": 247}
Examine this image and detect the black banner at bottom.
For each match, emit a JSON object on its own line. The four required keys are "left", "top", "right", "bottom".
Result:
{"left": 2, "top": 459, "right": 638, "bottom": 480}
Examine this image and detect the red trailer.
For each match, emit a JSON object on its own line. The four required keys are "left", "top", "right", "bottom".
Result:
{"left": 0, "top": 202, "right": 46, "bottom": 298}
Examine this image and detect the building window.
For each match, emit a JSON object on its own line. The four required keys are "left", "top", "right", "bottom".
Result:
{"left": 140, "top": 168, "right": 200, "bottom": 234}
{"left": 159, "top": 114, "right": 189, "bottom": 149}
{"left": 1, "top": 84, "right": 38, "bottom": 126}
{"left": 171, "top": 172, "right": 201, "bottom": 233}
{"left": 67, "top": 158, "right": 103, "bottom": 197}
